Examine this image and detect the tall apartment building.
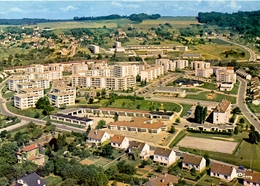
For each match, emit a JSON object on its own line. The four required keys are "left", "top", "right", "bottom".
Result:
{"left": 191, "top": 61, "right": 210, "bottom": 70}
{"left": 213, "top": 99, "right": 231, "bottom": 124}
{"left": 31, "top": 78, "right": 50, "bottom": 89}
{"left": 26, "top": 64, "right": 44, "bottom": 73}
{"left": 89, "top": 45, "right": 99, "bottom": 54}
{"left": 140, "top": 65, "right": 164, "bottom": 82}
{"left": 48, "top": 86, "right": 76, "bottom": 107}
{"left": 14, "top": 93, "right": 43, "bottom": 110}
{"left": 8, "top": 78, "right": 29, "bottom": 91}
{"left": 48, "top": 71, "right": 62, "bottom": 80}
{"left": 216, "top": 70, "right": 236, "bottom": 83}
{"left": 19, "top": 87, "right": 44, "bottom": 97}
{"left": 195, "top": 68, "right": 213, "bottom": 78}
{"left": 174, "top": 60, "right": 189, "bottom": 70}
{"left": 155, "top": 59, "right": 176, "bottom": 73}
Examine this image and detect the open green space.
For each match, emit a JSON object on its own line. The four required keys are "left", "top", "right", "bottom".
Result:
{"left": 180, "top": 132, "right": 260, "bottom": 172}
{"left": 229, "top": 80, "right": 240, "bottom": 95}
{"left": 169, "top": 130, "right": 187, "bottom": 148}
{"left": 44, "top": 176, "right": 62, "bottom": 186}
{"left": 2, "top": 91, "right": 15, "bottom": 99}
{"left": 247, "top": 102, "right": 260, "bottom": 113}
{"left": 185, "top": 91, "right": 236, "bottom": 104}
{"left": 200, "top": 82, "right": 218, "bottom": 90}
{"left": 180, "top": 104, "right": 193, "bottom": 117}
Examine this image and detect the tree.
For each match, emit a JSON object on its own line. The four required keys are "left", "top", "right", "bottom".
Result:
{"left": 0, "top": 177, "right": 9, "bottom": 186}
{"left": 175, "top": 118, "right": 180, "bottom": 123}
{"left": 101, "top": 89, "right": 106, "bottom": 98}
{"left": 194, "top": 105, "right": 207, "bottom": 124}
{"left": 0, "top": 142, "right": 18, "bottom": 164}
{"left": 204, "top": 153, "right": 210, "bottom": 166}
{"left": 113, "top": 113, "right": 119, "bottom": 122}
{"left": 101, "top": 144, "right": 114, "bottom": 158}
{"left": 239, "top": 118, "right": 245, "bottom": 124}
{"left": 88, "top": 98, "right": 94, "bottom": 104}
{"left": 35, "top": 96, "right": 54, "bottom": 115}
{"left": 96, "top": 120, "right": 106, "bottom": 129}
{"left": 169, "top": 126, "right": 175, "bottom": 134}
{"left": 231, "top": 107, "right": 241, "bottom": 115}
{"left": 249, "top": 131, "right": 258, "bottom": 144}
{"left": 234, "top": 126, "right": 239, "bottom": 134}
{"left": 117, "top": 160, "right": 136, "bottom": 175}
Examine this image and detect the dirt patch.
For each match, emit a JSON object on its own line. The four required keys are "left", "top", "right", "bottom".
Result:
{"left": 80, "top": 158, "right": 96, "bottom": 165}
{"left": 178, "top": 136, "right": 237, "bottom": 154}
{"left": 206, "top": 93, "right": 216, "bottom": 100}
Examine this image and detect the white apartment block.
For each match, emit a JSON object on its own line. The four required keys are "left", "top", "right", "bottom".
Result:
{"left": 17, "top": 82, "right": 39, "bottom": 92}
{"left": 216, "top": 70, "right": 236, "bottom": 83}
{"left": 48, "top": 71, "right": 62, "bottom": 80}
{"left": 48, "top": 92, "right": 75, "bottom": 108}
{"left": 89, "top": 45, "right": 99, "bottom": 54}
{"left": 19, "top": 87, "right": 44, "bottom": 97}
{"left": 174, "top": 60, "right": 189, "bottom": 70}
{"left": 72, "top": 63, "right": 89, "bottom": 74}
{"left": 140, "top": 65, "right": 164, "bottom": 82}
{"left": 28, "top": 73, "right": 49, "bottom": 80}
{"left": 14, "top": 93, "right": 43, "bottom": 110}
{"left": 31, "top": 79, "right": 50, "bottom": 89}
{"left": 52, "top": 86, "right": 76, "bottom": 96}
{"left": 195, "top": 68, "right": 213, "bottom": 78}
{"left": 48, "top": 63, "right": 64, "bottom": 72}
{"left": 8, "top": 78, "right": 29, "bottom": 91}
{"left": 26, "top": 64, "right": 44, "bottom": 73}
{"left": 191, "top": 61, "right": 210, "bottom": 70}
{"left": 114, "top": 65, "right": 144, "bottom": 77}
{"left": 155, "top": 59, "right": 176, "bottom": 73}
{"left": 213, "top": 99, "right": 232, "bottom": 124}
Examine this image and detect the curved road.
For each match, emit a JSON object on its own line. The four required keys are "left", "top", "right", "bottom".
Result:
{"left": 217, "top": 36, "right": 256, "bottom": 62}
{"left": 237, "top": 77, "right": 260, "bottom": 131}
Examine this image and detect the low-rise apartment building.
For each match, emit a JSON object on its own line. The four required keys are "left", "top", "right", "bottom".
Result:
{"left": 195, "top": 68, "right": 213, "bottom": 78}
{"left": 8, "top": 77, "right": 29, "bottom": 91}
{"left": 48, "top": 91, "right": 75, "bottom": 108}
{"left": 216, "top": 69, "right": 236, "bottom": 83}
{"left": 191, "top": 61, "right": 210, "bottom": 70}
{"left": 155, "top": 58, "right": 176, "bottom": 73}
{"left": 213, "top": 99, "right": 232, "bottom": 124}
{"left": 14, "top": 93, "right": 43, "bottom": 109}
{"left": 140, "top": 65, "right": 164, "bottom": 82}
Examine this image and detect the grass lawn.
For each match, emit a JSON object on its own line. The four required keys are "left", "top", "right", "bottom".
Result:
{"left": 180, "top": 104, "right": 193, "bottom": 117}
{"left": 44, "top": 176, "right": 62, "bottom": 186}
{"left": 169, "top": 130, "right": 187, "bottom": 148}
{"left": 200, "top": 82, "right": 218, "bottom": 90}
{"left": 229, "top": 80, "right": 240, "bottom": 95}
{"left": 185, "top": 91, "right": 236, "bottom": 104}
{"left": 83, "top": 98, "right": 182, "bottom": 113}
{"left": 180, "top": 135, "right": 260, "bottom": 172}
{"left": 247, "top": 103, "right": 260, "bottom": 113}
{"left": 2, "top": 91, "right": 15, "bottom": 99}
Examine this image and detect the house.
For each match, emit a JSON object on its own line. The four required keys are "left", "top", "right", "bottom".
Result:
{"left": 127, "top": 141, "right": 150, "bottom": 160}
{"left": 143, "top": 173, "right": 178, "bottom": 186}
{"left": 153, "top": 147, "right": 176, "bottom": 166}
{"left": 86, "top": 130, "right": 110, "bottom": 145}
{"left": 110, "top": 134, "right": 129, "bottom": 150}
{"left": 15, "top": 172, "right": 46, "bottom": 186}
{"left": 17, "top": 143, "right": 45, "bottom": 165}
{"left": 182, "top": 154, "right": 206, "bottom": 172}
{"left": 243, "top": 170, "right": 260, "bottom": 186}
{"left": 210, "top": 163, "right": 237, "bottom": 181}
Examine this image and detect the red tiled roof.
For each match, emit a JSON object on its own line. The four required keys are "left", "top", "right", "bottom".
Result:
{"left": 111, "top": 134, "right": 126, "bottom": 144}
{"left": 183, "top": 154, "right": 204, "bottom": 166}
{"left": 22, "top": 144, "right": 38, "bottom": 152}
{"left": 211, "top": 163, "right": 234, "bottom": 176}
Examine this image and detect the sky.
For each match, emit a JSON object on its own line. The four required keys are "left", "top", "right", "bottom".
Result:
{"left": 0, "top": 0, "right": 260, "bottom": 19}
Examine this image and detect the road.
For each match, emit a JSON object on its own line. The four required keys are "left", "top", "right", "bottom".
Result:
{"left": 217, "top": 36, "right": 256, "bottom": 62}
{"left": 237, "top": 77, "right": 260, "bottom": 131}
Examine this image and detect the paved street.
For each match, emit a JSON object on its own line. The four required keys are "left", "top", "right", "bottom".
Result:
{"left": 237, "top": 77, "right": 260, "bottom": 131}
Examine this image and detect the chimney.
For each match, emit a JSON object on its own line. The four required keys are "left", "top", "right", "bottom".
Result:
{"left": 37, "top": 180, "right": 40, "bottom": 185}
{"left": 161, "top": 179, "right": 164, "bottom": 183}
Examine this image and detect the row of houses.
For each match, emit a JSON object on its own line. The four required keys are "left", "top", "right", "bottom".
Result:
{"left": 251, "top": 77, "right": 260, "bottom": 105}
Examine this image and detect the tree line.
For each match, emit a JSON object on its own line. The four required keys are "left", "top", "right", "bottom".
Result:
{"left": 197, "top": 10, "right": 260, "bottom": 37}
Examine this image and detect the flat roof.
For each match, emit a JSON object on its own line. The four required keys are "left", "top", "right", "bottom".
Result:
{"left": 53, "top": 113, "right": 93, "bottom": 122}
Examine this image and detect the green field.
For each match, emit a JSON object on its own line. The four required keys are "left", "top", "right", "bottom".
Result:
{"left": 185, "top": 91, "right": 236, "bottom": 104}
{"left": 180, "top": 104, "right": 193, "bottom": 117}
{"left": 169, "top": 130, "right": 187, "bottom": 148}
{"left": 229, "top": 80, "right": 240, "bottom": 95}
{"left": 247, "top": 103, "right": 260, "bottom": 113}
{"left": 200, "top": 82, "right": 218, "bottom": 90}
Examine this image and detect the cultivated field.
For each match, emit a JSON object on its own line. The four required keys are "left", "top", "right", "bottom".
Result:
{"left": 178, "top": 136, "right": 238, "bottom": 154}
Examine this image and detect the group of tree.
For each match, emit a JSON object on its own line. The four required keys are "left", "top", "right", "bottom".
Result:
{"left": 73, "top": 13, "right": 161, "bottom": 23}
{"left": 248, "top": 125, "right": 260, "bottom": 144}
{"left": 197, "top": 10, "right": 260, "bottom": 38}
{"left": 35, "top": 96, "right": 54, "bottom": 115}
{"left": 194, "top": 105, "right": 207, "bottom": 124}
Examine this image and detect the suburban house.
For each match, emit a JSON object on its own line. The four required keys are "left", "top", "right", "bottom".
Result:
{"left": 110, "top": 134, "right": 129, "bottom": 150}
{"left": 210, "top": 163, "right": 237, "bottom": 181}
{"left": 86, "top": 130, "right": 110, "bottom": 145}
{"left": 127, "top": 141, "right": 150, "bottom": 160}
{"left": 153, "top": 147, "right": 176, "bottom": 166}
{"left": 143, "top": 173, "right": 178, "bottom": 186}
{"left": 17, "top": 143, "right": 45, "bottom": 165}
{"left": 213, "top": 99, "right": 232, "bottom": 124}
{"left": 15, "top": 172, "right": 46, "bottom": 186}
{"left": 182, "top": 154, "right": 206, "bottom": 172}
{"left": 243, "top": 170, "right": 260, "bottom": 186}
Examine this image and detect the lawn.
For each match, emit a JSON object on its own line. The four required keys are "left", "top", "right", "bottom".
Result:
{"left": 180, "top": 104, "right": 193, "bottom": 117}
{"left": 200, "top": 82, "right": 218, "bottom": 90}
{"left": 84, "top": 98, "right": 182, "bottom": 113}
{"left": 180, "top": 135, "right": 260, "bottom": 172}
{"left": 44, "top": 176, "right": 62, "bottom": 186}
{"left": 169, "top": 130, "right": 187, "bottom": 148}
{"left": 229, "top": 80, "right": 240, "bottom": 95}
{"left": 247, "top": 103, "right": 260, "bottom": 113}
{"left": 2, "top": 91, "right": 15, "bottom": 99}
{"left": 185, "top": 91, "right": 236, "bottom": 104}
